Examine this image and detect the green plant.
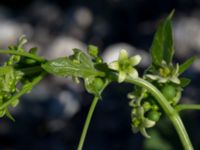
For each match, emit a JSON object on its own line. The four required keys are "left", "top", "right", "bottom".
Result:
{"left": 0, "top": 11, "right": 199, "bottom": 150}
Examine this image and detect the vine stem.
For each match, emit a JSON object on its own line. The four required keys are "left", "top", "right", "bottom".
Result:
{"left": 0, "top": 49, "right": 45, "bottom": 62}
{"left": 176, "top": 104, "right": 200, "bottom": 112}
{"left": 125, "top": 76, "right": 193, "bottom": 150}
{"left": 77, "top": 96, "right": 99, "bottom": 150}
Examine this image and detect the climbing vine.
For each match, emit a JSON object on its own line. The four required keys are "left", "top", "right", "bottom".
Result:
{"left": 0, "top": 11, "right": 198, "bottom": 150}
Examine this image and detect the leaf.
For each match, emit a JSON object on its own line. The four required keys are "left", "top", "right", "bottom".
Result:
{"left": 42, "top": 50, "right": 103, "bottom": 78}
{"left": 150, "top": 10, "right": 174, "bottom": 66}
{"left": 73, "top": 49, "right": 97, "bottom": 69}
{"left": 6, "top": 110, "right": 15, "bottom": 122}
{"left": 179, "top": 56, "right": 196, "bottom": 74}
{"left": 180, "top": 77, "right": 191, "bottom": 87}
{"left": 143, "top": 129, "right": 173, "bottom": 150}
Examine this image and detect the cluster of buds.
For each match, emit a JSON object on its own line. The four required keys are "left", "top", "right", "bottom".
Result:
{"left": 0, "top": 36, "right": 32, "bottom": 120}
{"left": 128, "top": 88, "right": 161, "bottom": 138}
{"left": 0, "top": 66, "right": 23, "bottom": 118}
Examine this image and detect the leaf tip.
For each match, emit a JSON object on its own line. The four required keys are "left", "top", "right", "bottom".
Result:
{"left": 167, "top": 9, "right": 175, "bottom": 20}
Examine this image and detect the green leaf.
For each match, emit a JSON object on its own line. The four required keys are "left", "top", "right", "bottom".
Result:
{"left": 180, "top": 77, "right": 191, "bottom": 87}
{"left": 6, "top": 110, "right": 15, "bottom": 122}
{"left": 179, "top": 56, "right": 196, "bottom": 74}
{"left": 150, "top": 10, "right": 174, "bottom": 66}
{"left": 42, "top": 50, "right": 104, "bottom": 78}
{"left": 144, "top": 129, "right": 173, "bottom": 150}
{"left": 72, "top": 49, "right": 94, "bottom": 69}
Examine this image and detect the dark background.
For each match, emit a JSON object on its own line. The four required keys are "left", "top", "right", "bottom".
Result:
{"left": 0, "top": 0, "right": 200, "bottom": 150}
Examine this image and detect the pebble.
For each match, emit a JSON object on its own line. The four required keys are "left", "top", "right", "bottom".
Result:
{"left": 58, "top": 90, "right": 80, "bottom": 118}
{"left": 46, "top": 36, "right": 86, "bottom": 59}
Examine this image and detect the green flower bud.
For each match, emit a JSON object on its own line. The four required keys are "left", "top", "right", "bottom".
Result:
{"left": 87, "top": 45, "right": 99, "bottom": 57}
{"left": 7, "top": 60, "right": 13, "bottom": 65}
{"left": 12, "top": 55, "right": 20, "bottom": 62}
{"left": 84, "top": 77, "right": 105, "bottom": 97}
{"left": 147, "top": 110, "right": 161, "bottom": 122}
{"left": 161, "top": 84, "right": 177, "bottom": 100}
{"left": 95, "top": 57, "right": 103, "bottom": 63}
{"left": 151, "top": 104, "right": 159, "bottom": 111}
{"left": 94, "top": 78, "right": 104, "bottom": 91}
{"left": 143, "top": 101, "right": 151, "bottom": 112}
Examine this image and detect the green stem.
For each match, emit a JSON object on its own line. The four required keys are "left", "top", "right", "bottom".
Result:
{"left": 0, "top": 71, "right": 46, "bottom": 110}
{"left": 19, "top": 66, "right": 43, "bottom": 75}
{"left": 77, "top": 96, "right": 99, "bottom": 150}
{"left": 0, "top": 49, "right": 45, "bottom": 62}
{"left": 176, "top": 104, "right": 200, "bottom": 112}
{"left": 125, "top": 76, "right": 193, "bottom": 150}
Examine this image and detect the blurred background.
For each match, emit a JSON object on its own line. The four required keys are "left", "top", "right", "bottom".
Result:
{"left": 0, "top": 0, "right": 200, "bottom": 150}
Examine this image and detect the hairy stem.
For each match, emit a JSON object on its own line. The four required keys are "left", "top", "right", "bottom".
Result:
{"left": 77, "top": 96, "right": 99, "bottom": 150}
{"left": 0, "top": 50, "right": 45, "bottom": 62}
{"left": 176, "top": 104, "right": 200, "bottom": 112}
{"left": 125, "top": 76, "right": 193, "bottom": 150}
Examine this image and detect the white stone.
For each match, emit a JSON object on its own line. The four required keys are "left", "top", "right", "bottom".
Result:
{"left": 74, "top": 7, "right": 93, "bottom": 28}
{"left": 58, "top": 91, "right": 80, "bottom": 118}
{"left": 46, "top": 36, "right": 87, "bottom": 59}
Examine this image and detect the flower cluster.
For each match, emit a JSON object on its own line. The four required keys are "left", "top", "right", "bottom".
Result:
{"left": 0, "top": 66, "right": 23, "bottom": 119}
{"left": 144, "top": 61, "right": 183, "bottom": 105}
{"left": 108, "top": 49, "right": 164, "bottom": 138}
{"left": 0, "top": 36, "right": 36, "bottom": 120}
{"left": 128, "top": 88, "right": 161, "bottom": 138}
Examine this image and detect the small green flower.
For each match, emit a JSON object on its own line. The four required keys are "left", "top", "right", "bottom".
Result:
{"left": 145, "top": 61, "right": 180, "bottom": 84}
{"left": 109, "top": 49, "right": 141, "bottom": 83}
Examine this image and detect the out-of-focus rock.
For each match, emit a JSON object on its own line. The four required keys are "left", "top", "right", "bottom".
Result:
{"left": 192, "top": 58, "right": 200, "bottom": 72}
{"left": 58, "top": 91, "right": 81, "bottom": 118}
{"left": 46, "top": 36, "right": 86, "bottom": 59}
{"left": 46, "top": 119, "right": 66, "bottom": 132}
{"left": 28, "top": 1, "right": 62, "bottom": 26}
{"left": 0, "top": 20, "right": 23, "bottom": 47}
{"left": 174, "top": 16, "right": 200, "bottom": 58}
{"left": 74, "top": 7, "right": 93, "bottom": 28}
{"left": 23, "top": 81, "right": 51, "bottom": 102}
